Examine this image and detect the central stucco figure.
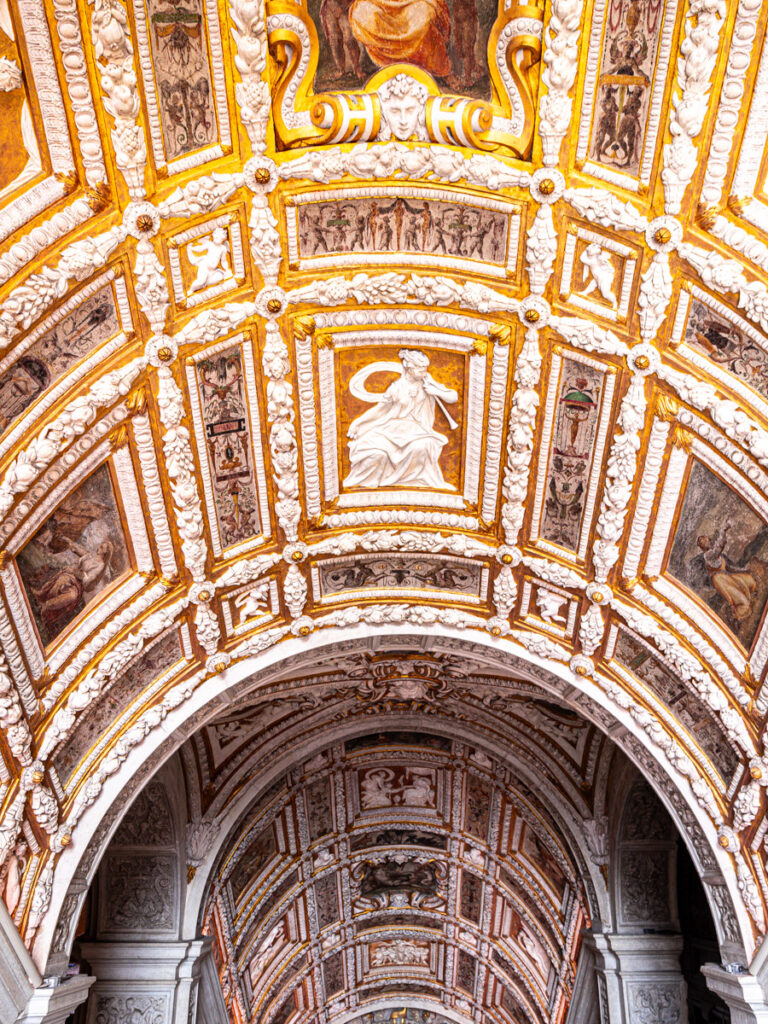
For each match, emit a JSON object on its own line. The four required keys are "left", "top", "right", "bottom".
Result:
{"left": 343, "top": 348, "right": 458, "bottom": 489}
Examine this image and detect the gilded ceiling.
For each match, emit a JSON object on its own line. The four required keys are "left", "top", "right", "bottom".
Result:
{"left": 1, "top": 0, "right": 768, "bottom": 1005}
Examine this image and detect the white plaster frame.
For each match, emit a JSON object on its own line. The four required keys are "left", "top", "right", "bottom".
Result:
{"left": 295, "top": 323, "right": 490, "bottom": 517}
{"left": 519, "top": 579, "right": 577, "bottom": 639}
{"left": 559, "top": 228, "right": 636, "bottom": 323}
{"left": 169, "top": 215, "right": 244, "bottom": 310}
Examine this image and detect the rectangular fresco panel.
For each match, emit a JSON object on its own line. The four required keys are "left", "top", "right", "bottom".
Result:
{"left": 318, "top": 555, "right": 481, "bottom": 597}
{"left": 0, "top": 285, "right": 119, "bottom": 436}
{"left": 684, "top": 297, "right": 768, "bottom": 402}
{"left": 614, "top": 629, "right": 739, "bottom": 780}
{"left": 307, "top": 0, "right": 498, "bottom": 98}
{"left": 667, "top": 460, "right": 768, "bottom": 649}
{"left": 298, "top": 197, "right": 508, "bottom": 264}
{"left": 146, "top": 0, "right": 217, "bottom": 159}
{"left": 16, "top": 465, "right": 130, "bottom": 648}
{"left": 195, "top": 345, "right": 261, "bottom": 548}
{"left": 540, "top": 359, "right": 604, "bottom": 553}
{"left": 588, "top": 0, "right": 666, "bottom": 178}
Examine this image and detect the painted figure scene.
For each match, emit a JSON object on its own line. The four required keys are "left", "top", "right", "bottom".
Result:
{"left": 309, "top": 0, "right": 498, "bottom": 98}
{"left": 0, "top": 285, "right": 119, "bottom": 436}
{"left": 298, "top": 197, "right": 508, "bottom": 263}
{"left": 684, "top": 297, "right": 768, "bottom": 402}
{"left": 588, "top": 0, "right": 665, "bottom": 177}
{"left": 16, "top": 465, "right": 130, "bottom": 648}
{"left": 668, "top": 460, "right": 768, "bottom": 649}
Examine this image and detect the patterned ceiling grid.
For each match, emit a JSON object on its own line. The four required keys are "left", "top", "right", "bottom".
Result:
{"left": 0, "top": 0, "right": 767, "bottom": 1003}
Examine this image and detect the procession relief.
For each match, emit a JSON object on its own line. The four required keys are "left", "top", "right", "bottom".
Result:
{"left": 683, "top": 297, "right": 768, "bottom": 403}
{"left": 588, "top": 0, "right": 666, "bottom": 177}
{"left": 0, "top": 285, "right": 120, "bottom": 435}
{"left": 339, "top": 347, "right": 463, "bottom": 492}
{"left": 195, "top": 345, "right": 262, "bottom": 547}
{"left": 667, "top": 460, "right": 768, "bottom": 650}
{"left": 297, "top": 197, "right": 509, "bottom": 265}
{"left": 15, "top": 465, "right": 131, "bottom": 648}
{"left": 308, "top": 0, "right": 498, "bottom": 97}
{"left": 540, "top": 360, "right": 604, "bottom": 553}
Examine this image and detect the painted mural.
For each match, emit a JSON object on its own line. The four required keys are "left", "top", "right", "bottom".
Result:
{"left": 588, "top": 0, "right": 665, "bottom": 177}
{"left": 667, "top": 461, "right": 768, "bottom": 649}
{"left": 230, "top": 824, "right": 277, "bottom": 900}
{"left": 16, "top": 465, "right": 130, "bottom": 648}
{"left": 298, "top": 198, "right": 508, "bottom": 264}
{"left": 614, "top": 629, "right": 738, "bottom": 780}
{"left": 147, "top": 0, "right": 217, "bottom": 159}
{"left": 541, "top": 360, "right": 603, "bottom": 552}
{"left": 195, "top": 345, "right": 261, "bottom": 547}
{"left": 308, "top": 0, "right": 498, "bottom": 97}
{"left": 684, "top": 297, "right": 768, "bottom": 402}
{"left": 339, "top": 347, "right": 464, "bottom": 492}
{"left": 318, "top": 555, "right": 481, "bottom": 596}
{"left": 0, "top": 285, "right": 119, "bottom": 436}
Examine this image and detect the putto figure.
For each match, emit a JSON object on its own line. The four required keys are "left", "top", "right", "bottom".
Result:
{"left": 344, "top": 348, "right": 458, "bottom": 490}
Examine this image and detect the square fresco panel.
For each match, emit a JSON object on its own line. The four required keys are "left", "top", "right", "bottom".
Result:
{"left": 667, "top": 460, "right": 768, "bottom": 649}
{"left": 16, "top": 465, "right": 130, "bottom": 647}
{"left": 308, "top": 0, "right": 499, "bottom": 99}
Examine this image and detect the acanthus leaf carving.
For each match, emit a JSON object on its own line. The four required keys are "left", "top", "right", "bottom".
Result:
{"left": 678, "top": 241, "right": 768, "bottom": 335}
{"left": 661, "top": 0, "right": 727, "bottom": 215}
{"left": 638, "top": 254, "right": 672, "bottom": 342}
{"left": 90, "top": 0, "right": 147, "bottom": 197}
{"left": 538, "top": 0, "right": 582, "bottom": 166}
{"left": 563, "top": 187, "right": 647, "bottom": 233}
{"left": 525, "top": 205, "right": 557, "bottom": 295}
{"left": 284, "top": 564, "right": 308, "bottom": 620}
{"left": 501, "top": 328, "right": 541, "bottom": 546}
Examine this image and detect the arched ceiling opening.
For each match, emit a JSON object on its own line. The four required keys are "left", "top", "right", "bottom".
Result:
{"left": 0, "top": 0, "right": 768, "bottom": 1004}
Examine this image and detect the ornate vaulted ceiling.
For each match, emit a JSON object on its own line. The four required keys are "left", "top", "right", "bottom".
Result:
{"left": 1, "top": 0, "right": 768, "bottom": 1005}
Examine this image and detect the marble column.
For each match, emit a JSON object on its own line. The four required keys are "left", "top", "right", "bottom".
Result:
{"left": 80, "top": 938, "right": 213, "bottom": 1024}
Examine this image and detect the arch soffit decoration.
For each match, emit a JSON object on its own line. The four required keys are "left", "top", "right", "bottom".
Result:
{"left": 0, "top": 0, "right": 767, "bottom": 985}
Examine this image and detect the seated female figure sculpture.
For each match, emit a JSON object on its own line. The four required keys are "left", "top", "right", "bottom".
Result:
{"left": 343, "top": 348, "right": 458, "bottom": 490}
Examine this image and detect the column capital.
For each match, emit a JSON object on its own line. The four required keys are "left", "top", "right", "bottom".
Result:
{"left": 14, "top": 975, "right": 95, "bottom": 1024}
{"left": 701, "top": 965, "right": 768, "bottom": 1024}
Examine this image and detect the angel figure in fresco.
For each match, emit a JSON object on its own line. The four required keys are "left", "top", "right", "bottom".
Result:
{"left": 343, "top": 349, "right": 458, "bottom": 490}
{"left": 695, "top": 522, "right": 768, "bottom": 625}
{"left": 578, "top": 243, "right": 617, "bottom": 305}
